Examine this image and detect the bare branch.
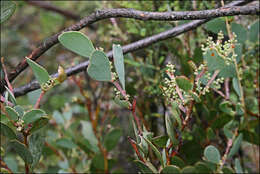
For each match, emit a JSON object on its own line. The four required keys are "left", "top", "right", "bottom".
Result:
{"left": 2, "top": 0, "right": 257, "bottom": 94}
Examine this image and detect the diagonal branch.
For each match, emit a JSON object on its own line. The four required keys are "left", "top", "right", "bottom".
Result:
{"left": 2, "top": 0, "right": 257, "bottom": 94}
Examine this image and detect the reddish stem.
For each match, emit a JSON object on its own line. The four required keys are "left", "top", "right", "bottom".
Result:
{"left": 113, "top": 81, "right": 127, "bottom": 99}
{"left": 128, "top": 136, "right": 145, "bottom": 163}
{"left": 1, "top": 57, "right": 13, "bottom": 93}
{"left": 34, "top": 91, "right": 45, "bottom": 109}
{"left": 132, "top": 98, "right": 142, "bottom": 134}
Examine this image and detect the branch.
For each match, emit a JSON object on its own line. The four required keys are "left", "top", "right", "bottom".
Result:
{"left": 1, "top": 0, "right": 257, "bottom": 94}
{"left": 12, "top": 1, "right": 256, "bottom": 97}
{"left": 25, "top": 0, "right": 81, "bottom": 20}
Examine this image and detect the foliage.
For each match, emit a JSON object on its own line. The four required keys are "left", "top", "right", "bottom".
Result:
{"left": 0, "top": 1, "right": 259, "bottom": 174}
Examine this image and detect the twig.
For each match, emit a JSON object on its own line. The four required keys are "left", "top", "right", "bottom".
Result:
{"left": 34, "top": 91, "right": 45, "bottom": 109}
{"left": 2, "top": 0, "right": 257, "bottom": 94}
{"left": 112, "top": 81, "right": 127, "bottom": 99}
{"left": 128, "top": 136, "right": 145, "bottom": 163}
{"left": 225, "top": 78, "right": 230, "bottom": 99}
{"left": 132, "top": 98, "right": 142, "bottom": 134}
{"left": 1, "top": 57, "right": 13, "bottom": 93}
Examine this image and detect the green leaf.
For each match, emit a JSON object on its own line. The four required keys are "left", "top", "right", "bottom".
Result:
{"left": 113, "top": 44, "right": 125, "bottom": 90}
{"left": 134, "top": 160, "right": 155, "bottom": 174}
{"left": 165, "top": 114, "right": 177, "bottom": 146}
{"left": 161, "top": 165, "right": 180, "bottom": 174}
{"left": 195, "top": 161, "right": 213, "bottom": 173}
{"left": 5, "top": 86, "right": 16, "bottom": 105}
{"left": 204, "top": 145, "right": 221, "bottom": 164}
{"left": 204, "top": 50, "right": 236, "bottom": 78}
{"left": 143, "top": 136, "right": 164, "bottom": 167}
{"left": 104, "top": 128, "right": 122, "bottom": 151}
{"left": 170, "top": 156, "right": 185, "bottom": 168}
{"left": 58, "top": 31, "right": 95, "bottom": 58}
{"left": 26, "top": 58, "right": 50, "bottom": 86}
{"left": 80, "top": 121, "right": 99, "bottom": 153}
{"left": 87, "top": 50, "right": 111, "bottom": 81}
{"left": 0, "top": 122, "right": 16, "bottom": 139}
{"left": 56, "top": 138, "right": 77, "bottom": 149}
{"left": 0, "top": 1, "right": 16, "bottom": 24}
{"left": 23, "top": 109, "right": 46, "bottom": 124}
{"left": 9, "top": 140, "right": 33, "bottom": 164}
{"left": 248, "top": 20, "right": 259, "bottom": 42}
{"left": 14, "top": 105, "right": 24, "bottom": 118}
{"left": 232, "top": 78, "right": 241, "bottom": 98}
{"left": 30, "top": 116, "right": 49, "bottom": 134}
{"left": 205, "top": 18, "right": 228, "bottom": 35}
{"left": 5, "top": 106, "right": 19, "bottom": 121}
{"left": 234, "top": 158, "right": 243, "bottom": 173}
{"left": 181, "top": 166, "right": 196, "bottom": 173}
{"left": 222, "top": 167, "right": 235, "bottom": 174}
{"left": 152, "top": 136, "right": 168, "bottom": 148}
{"left": 114, "top": 97, "right": 130, "bottom": 108}
{"left": 235, "top": 103, "right": 244, "bottom": 116}
{"left": 175, "top": 76, "right": 193, "bottom": 92}
{"left": 219, "top": 101, "right": 235, "bottom": 116}
{"left": 27, "top": 89, "right": 41, "bottom": 105}
{"left": 29, "top": 131, "right": 45, "bottom": 169}
{"left": 91, "top": 153, "right": 105, "bottom": 170}
{"left": 228, "top": 133, "right": 243, "bottom": 159}
{"left": 231, "top": 23, "right": 247, "bottom": 44}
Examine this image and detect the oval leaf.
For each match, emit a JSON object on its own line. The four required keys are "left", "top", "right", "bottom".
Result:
{"left": 228, "top": 133, "right": 243, "bottom": 159}
{"left": 58, "top": 31, "right": 95, "bottom": 58}
{"left": 30, "top": 116, "right": 49, "bottom": 134}
{"left": 113, "top": 44, "right": 125, "bottom": 90}
{"left": 87, "top": 50, "right": 111, "bottom": 81}
{"left": 22, "top": 109, "right": 46, "bottom": 124}
{"left": 9, "top": 140, "right": 33, "bottom": 164}
{"left": 176, "top": 76, "right": 193, "bottom": 92}
{"left": 56, "top": 138, "right": 77, "bottom": 149}
{"left": 104, "top": 128, "right": 122, "bottom": 151}
{"left": 0, "top": 122, "right": 16, "bottom": 139}
{"left": 5, "top": 106, "right": 19, "bottom": 121}
{"left": 204, "top": 145, "right": 221, "bottom": 164}
{"left": 26, "top": 58, "right": 50, "bottom": 86}
{"left": 0, "top": 1, "right": 16, "bottom": 24}
{"left": 161, "top": 165, "right": 180, "bottom": 174}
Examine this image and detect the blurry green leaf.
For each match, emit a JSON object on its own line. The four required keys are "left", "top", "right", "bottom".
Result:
{"left": 231, "top": 23, "right": 247, "bottom": 44}
{"left": 165, "top": 114, "right": 177, "bottom": 146}
{"left": 228, "top": 133, "right": 243, "bottom": 159}
{"left": 204, "top": 50, "right": 236, "bottom": 78}
{"left": 23, "top": 109, "right": 46, "bottom": 124}
{"left": 234, "top": 44, "right": 242, "bottom": 63}
{"left": 104, "top": 128, "right": 122, "bottom": 151}
{"left": 206, "top": 128, "right": 215, "bottom": 140}
{"left": 181, "top": 166, "right": 196, "bottom": 173}
{"left": 30, "top": 116, "right": 49, "bottom": 134}
{"left": 195, "top": 161, "right": 213, "bottom": 173}
{"left": 134, "top": 160, "right": 155, "bottom": 174}
{"left": 26, "top": 58, "right": 50, "bottom": 86}
{"left": 248, "top": 20, "right": 259, "bottom": 42}
{"left": 161, "top": 165, "right": 180, "bottom": 174}
{"left": 234, "top": 158, "right": 243, "bottom": 173}
{"left": 176, "top": 76, "right": 193, "bottom": 92}
{"left": 232, "top": 78, "right": 241, "bottom": 98}
{"left": 222, "top": 167, "right": 235, "bottom": 174}
{"left": 190, "top": 91, "right": 201, "bottom": 103}
{"left": 152, "top": 136, "right": 168, "bottom": 148}
{"left": 235, "top": 103, "right": 244, "bottom": 115}
{"left": 80, "top": 121, "right": 99, "bottom": 153}
{"left": 0, "top": 1, "right": 16, "bottom": 24}
{"left": 5, "top": 106, "right": 19, "bottom": 120}
{"left": 219, "top": 101, "right": 235, "bottom": 116}
{"left": 27, "top": 89, "right": 41, "bottom": 105}
{"left": 58, "top": 31, "right": 95, "bottom": 58}
{"left": 14, "top": 105, "right": 24, "bottom": 118}
{"left": 4, "top": 155, "right": 18, "bottom": 173}
{"left": 52, "top": 110, "right": 65, "bottom": 124}
{"left": 56, "top": 138, "right": 77, "bottom": 149}
{"left": 87, "top": 50, "right": 112, "bottom": 81}
{"left": 113, "top": 44, "right": 125, "bottom": 90}
{"left": 92, "top": 154, "right": 105, "bottom": 170}
{"left": 139, "top": 135, "right": 148, "bottom": 156}
{"left": 170, "top": 156, "right": 185, "bottom": 168}
{"left": 143, "top": 136, "right": 164, "bottom": 167}
{"left": 241, "top": 130, "right": 259, "bottom": 145}
{"left": 114, "top": 97, "right": 130, "bottom": 108}
{"left": 5, "top": 86, "right": 16, "bottom": 105}
{"left": 205, "top": 18, "right": 228, "bottom": 35}
{"left": 9, "top": 140, "right": 33, "bottom": 164}
{"left": 204, "top": 145, "right": 221, "bottom": 164}
{"left": 29, "top": 131, "right": 45, "bottom": 169}
{"left": 0, "top": 122, "right": 16, "bottom": 139}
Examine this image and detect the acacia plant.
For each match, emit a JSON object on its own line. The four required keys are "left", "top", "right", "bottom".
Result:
{"left": 0, "top": 0, "right": 259, "bottom": 173}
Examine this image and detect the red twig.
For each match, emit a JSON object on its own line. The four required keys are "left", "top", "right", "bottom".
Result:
{"left": 113, "top": 81, "right": 127, "bottom": 99}
{"left": 128, "top": 136, "right": 145, "bottom": 163}
{"left": 1, "top": 57, "right": 13, "bottom": 93}
{"left": 132, "top": 98, "right": 142, "bottom": 134}
{"left": 34, "top": 91, "right": 45, "bottom": 109}
{"left": 0, "top": 95, "right": 14, "bottom": 106}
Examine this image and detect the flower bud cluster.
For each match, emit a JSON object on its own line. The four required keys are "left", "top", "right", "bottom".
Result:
{"left": 16, "top": 118, "right": 24, "bottom": 132}
{"left": 114, "top": 87, "right": 130, "bottom": 101}
{"left": 201, "top": 31, "right": 238, "bottom": 65}
{"left": 110, "top": 61, "right": 118, "bottom": 82}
